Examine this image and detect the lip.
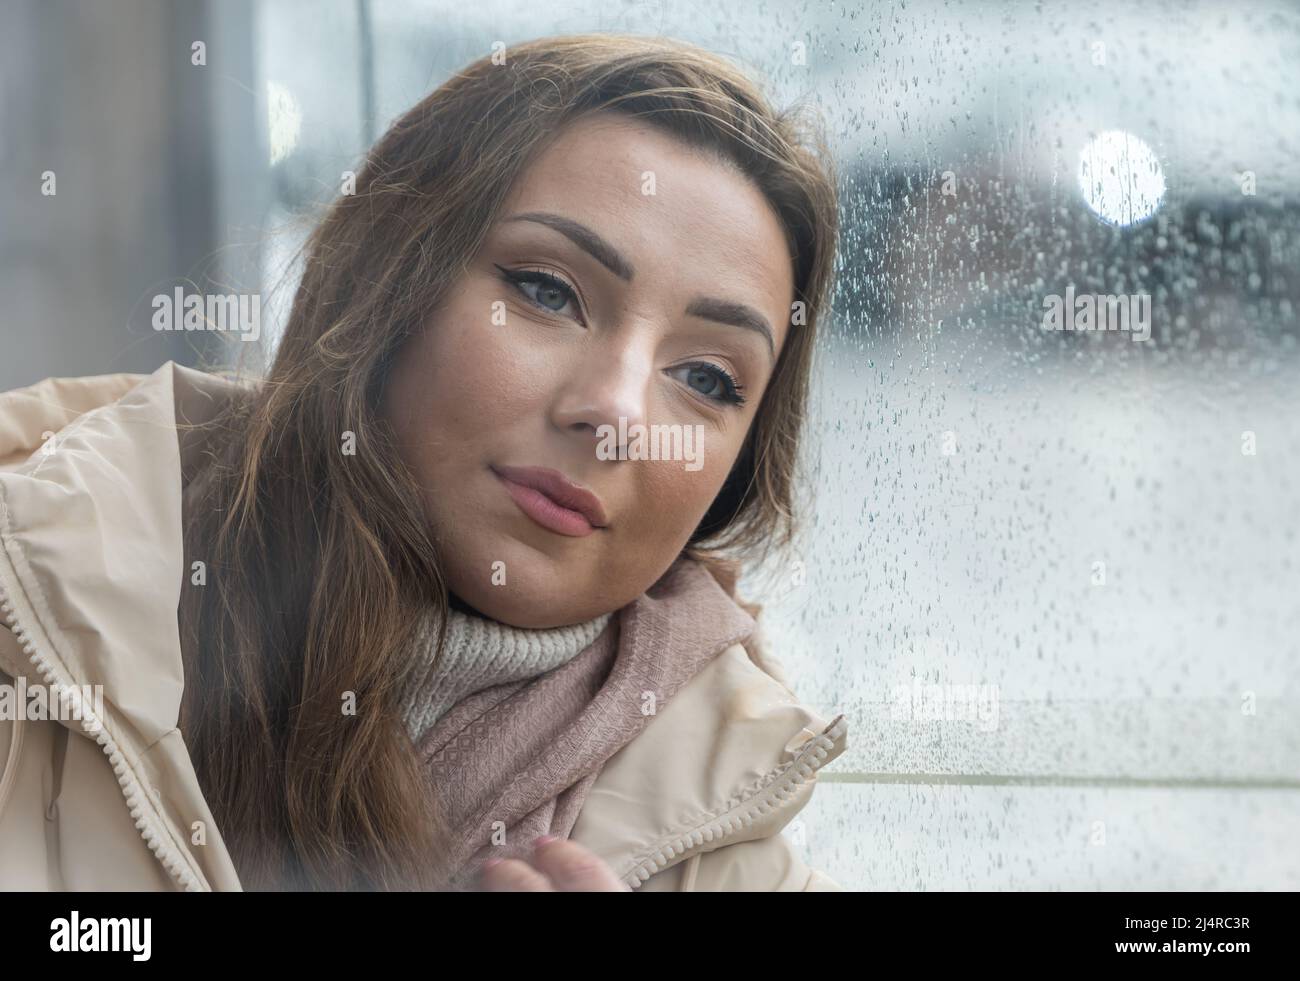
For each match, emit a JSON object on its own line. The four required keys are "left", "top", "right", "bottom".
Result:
{"left": 491, "top": 464, "right": 609, "bottom": 537}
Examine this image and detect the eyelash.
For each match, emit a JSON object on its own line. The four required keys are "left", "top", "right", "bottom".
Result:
{"left": 496, "top": 265, "right": 584, "bottom": 321}
{"left": 679, "top": 362, "right": 747, "bottom": 407}
{"left": 495, "top": 264, "right": 748, "bottom": 408}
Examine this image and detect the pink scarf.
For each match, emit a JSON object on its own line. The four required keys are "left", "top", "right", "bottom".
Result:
{"left": 418, "top": 554, "right": 758, "bottom": 890}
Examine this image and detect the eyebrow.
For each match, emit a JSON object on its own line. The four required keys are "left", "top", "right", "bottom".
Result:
{"left": 503, "top": 210, "right": 777, "bottom": 360}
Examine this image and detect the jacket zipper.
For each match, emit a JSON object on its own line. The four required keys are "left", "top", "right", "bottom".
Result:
{"left": 620, "top": 713, "right": 847, "bottom": 889}
{"left": 0, "top": 573, "right": 207, "bottom": 891}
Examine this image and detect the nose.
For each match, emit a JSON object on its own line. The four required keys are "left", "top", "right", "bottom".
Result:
{"left": 549, "top": 333, "right": 654, "bottom": 458}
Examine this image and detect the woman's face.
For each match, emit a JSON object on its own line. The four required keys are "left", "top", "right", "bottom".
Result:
{"left": 384, "top": 112, "right": 794, "bottom": 627}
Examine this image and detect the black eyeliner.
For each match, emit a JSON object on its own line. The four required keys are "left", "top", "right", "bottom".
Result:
{"left": 495, "top": 263, "right": 746, "bottom": 408}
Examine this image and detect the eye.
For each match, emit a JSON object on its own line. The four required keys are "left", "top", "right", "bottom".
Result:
{"left": 495, "top": 264, "right": 583, "bottom": 322}
{"left": 670, "top": 362, "right": 748, "bottom": 408}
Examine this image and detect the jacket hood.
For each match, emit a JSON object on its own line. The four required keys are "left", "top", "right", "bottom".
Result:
{"left": 0, "top": 363, "right": 244, "bottom": 890}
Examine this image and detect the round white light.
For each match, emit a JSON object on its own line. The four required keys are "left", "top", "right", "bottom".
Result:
{"left": 1077, "top": 130, "right": 1165, "bottom": 226}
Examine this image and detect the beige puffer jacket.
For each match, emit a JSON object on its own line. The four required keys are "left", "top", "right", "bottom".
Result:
{"left": 0, "top": 363, "right": 848, "bottom": 892}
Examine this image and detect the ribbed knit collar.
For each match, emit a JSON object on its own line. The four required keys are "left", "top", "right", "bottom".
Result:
{"left": 400, "top": 602, "right": 614, "bottom": 744}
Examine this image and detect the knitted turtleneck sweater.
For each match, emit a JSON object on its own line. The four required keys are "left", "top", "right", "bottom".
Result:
{"left": 399, "top": 600, "right": 614, "bottom": 745}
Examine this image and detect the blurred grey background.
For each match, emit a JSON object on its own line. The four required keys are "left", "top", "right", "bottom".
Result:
{"left": 2, "top": 0, "right": 1297, "bottom": 889}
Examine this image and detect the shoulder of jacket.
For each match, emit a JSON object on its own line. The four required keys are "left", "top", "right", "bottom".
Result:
{"left": 573, "top": 639, "right": 847, "bottom": 887}
{"left": 652, "top": 638, "right": 847, "bottom": 800}
{"left": 0, "top": 362, "right": 252, "bottom": 467}
{"left": 0, "top": 371, "right": 147, "bottom": 468}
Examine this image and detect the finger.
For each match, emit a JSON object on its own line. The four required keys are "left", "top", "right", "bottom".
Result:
{"left": 529, "top": 837, "right": 630, "bottom": 892}
{"left": 477, "top": 857, "right": 557, "bottom": 892}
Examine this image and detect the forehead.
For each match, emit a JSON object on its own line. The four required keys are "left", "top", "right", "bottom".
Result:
{"left": 498, "top": 112, "right": 795, "bottom": 339}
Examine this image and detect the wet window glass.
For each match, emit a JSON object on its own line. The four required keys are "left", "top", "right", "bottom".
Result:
{"left": 237, "top": 0, "right": 1300, "bottom": 889}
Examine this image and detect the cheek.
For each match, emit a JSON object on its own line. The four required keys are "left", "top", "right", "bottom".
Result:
{"left": 627, "top": 429, "right": 740, "bottom": 539}
{"left": 429, "top": 319, "right": 507, "bottom": 418}
{"left": 401, "top": 302, "right": 546, "bottom": 450}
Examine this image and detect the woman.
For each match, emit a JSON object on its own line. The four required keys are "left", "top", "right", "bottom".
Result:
{"left": 0, "top": 33, "right": 844, "bottom": 891}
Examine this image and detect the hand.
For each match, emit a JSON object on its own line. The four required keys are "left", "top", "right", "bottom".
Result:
{"left": 476, "top": 835, "right": 631, "bottom": 892}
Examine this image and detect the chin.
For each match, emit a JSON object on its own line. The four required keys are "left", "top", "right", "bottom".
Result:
{"left": 440, "top": 552, "right": 570, "bottom": 628}
{"left": 439, "top": 528, "right": 636, "bottom": 626}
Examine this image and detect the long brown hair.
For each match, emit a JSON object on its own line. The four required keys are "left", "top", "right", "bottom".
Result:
{"left": 177, "top": 33, "right": 839, "bottom": 891}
